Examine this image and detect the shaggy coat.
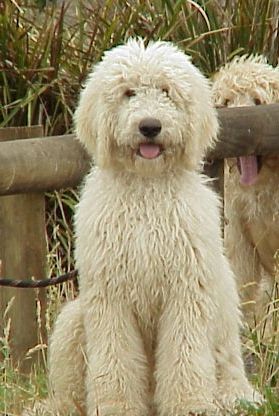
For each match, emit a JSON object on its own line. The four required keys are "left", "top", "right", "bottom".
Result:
{"left": 31, "top": 41, "right": 259, "bottom": 416}
{"left": 212, "top": 56, "right": 279, "bottom": 329}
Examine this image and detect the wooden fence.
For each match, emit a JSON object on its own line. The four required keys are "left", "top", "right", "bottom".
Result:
{"left": 0, "top": 103, "right": 279, "bottom": 372}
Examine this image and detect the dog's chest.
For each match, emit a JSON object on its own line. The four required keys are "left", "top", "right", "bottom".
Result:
{"left": 75, "top": 172, "right": 200, "bottom": 307}
{"left": 245, "top": 216, "right": 279, "bottom": 275}
{"left": 231, "top": 184, "right": 279, "bottom": 274}
{"left": 107, "top": 203, "right": 192, "bottom": 327}
{"left": 101, "top": 199, "right": 187, "bottom": 296}
{"left": 74, "top": 169, "right": 219, "bottom": 332}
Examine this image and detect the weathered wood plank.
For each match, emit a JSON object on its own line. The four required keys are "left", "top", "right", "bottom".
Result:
{"left": 0, "top": 126, "right": 47, "bottom": 372}
{"left": 208, "top": 103, "right": 279, "bottom": 159}
{"left": 0, "top": 134, "right": 91, "bottom": 195}
{"left": 0, "top": 126, "right": 44, "bottom": 142}
{"left": 0, "top": 104, "right": 278, "bottom": 195}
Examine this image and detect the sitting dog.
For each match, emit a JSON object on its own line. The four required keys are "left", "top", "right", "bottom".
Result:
{"left": 29, "top": 40, "right": 260, "bottom": 416}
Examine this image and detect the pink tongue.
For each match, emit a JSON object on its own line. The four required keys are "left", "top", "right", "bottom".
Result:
{"left": 238, "top": 156, "right": 259, "bottom": 186}
{"left": 139, "top": 143, "right": 161, "bottom": 159}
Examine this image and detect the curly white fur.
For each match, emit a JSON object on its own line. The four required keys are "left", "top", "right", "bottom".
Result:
{"left": 212, "top": 56, "right": 279, "bottom": 330}
{"left": 25, "top": 40, "right": 260, "bottom": 415}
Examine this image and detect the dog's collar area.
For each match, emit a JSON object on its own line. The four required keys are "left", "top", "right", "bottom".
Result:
{"left": 136, "top": 142, "right": 164, "bottom": 159}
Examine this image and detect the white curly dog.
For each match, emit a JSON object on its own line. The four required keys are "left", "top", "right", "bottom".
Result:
{"left": 212, "top": 56, "right": 279, "bottom": 330}
{"left": 31, "top": 40, "right": 260, "bottom": 416}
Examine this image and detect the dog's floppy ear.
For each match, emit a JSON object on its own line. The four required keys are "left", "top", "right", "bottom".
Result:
{"left": 192, "top": 77, "right": 219, "bottom": 162}
{"left": 176, "top": 61, "right": 219, "bottom": 169}
{"left": 199, "top": 88, "right": 219, "bottom": 151}
{"left": 74, "top": 72, "right": 101, "bottom": 157}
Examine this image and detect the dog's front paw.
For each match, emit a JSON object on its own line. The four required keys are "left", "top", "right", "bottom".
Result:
{"left": 91, "top": 401, "right": 149, "bottom": 416}
{"left": 22, "top": 397, "right": 86, "bottom": 416}
{"left": 22, "top": 400, "right": 61, "bottom": 416}
{"left": 160, "top": 400, "right": 220, "bottom": 416}
{"left": 217, "top": 382, "right": 263, "bottom": 411}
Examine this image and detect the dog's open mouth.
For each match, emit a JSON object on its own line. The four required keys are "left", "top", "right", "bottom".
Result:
{"left": 137, "top": 143, "right": 163, "bottom": 159}
{"left": 236, "top": 155, "right": 262, "bottom": 186}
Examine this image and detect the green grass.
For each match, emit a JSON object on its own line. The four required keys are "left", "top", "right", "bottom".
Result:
{"left": 0, "top": 0, "right": 279, "bottom": 414}
{"left": 1, "top": 360, "right": 47, "bottom": 416}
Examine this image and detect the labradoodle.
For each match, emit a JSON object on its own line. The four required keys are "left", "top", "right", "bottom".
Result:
{"left": 25, "top": 40, "right": 260, "bottom": 416}
{"left": 212, "top": 56, "right": 279, "bottom": 329}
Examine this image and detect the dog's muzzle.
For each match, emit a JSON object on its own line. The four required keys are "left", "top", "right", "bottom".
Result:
{"left": 137, "top": 118, "right": 163, "bottom": 159}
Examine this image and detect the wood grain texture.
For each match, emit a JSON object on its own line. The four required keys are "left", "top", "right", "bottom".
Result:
{"left": 0, "top": 126, "right": 47, "bottom": 372}
{"left": 208, "top": 103, "right": 279, "bottom": 159}
{"left": 0, "top": 134, "right": 91, "bottom": 195}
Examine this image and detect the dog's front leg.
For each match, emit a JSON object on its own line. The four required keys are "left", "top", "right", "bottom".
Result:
{"left": 154, "top": 296, "right": 218, "bottom": 416}
{"left": 83, "top": 300, "right": 150, "bottom": 416}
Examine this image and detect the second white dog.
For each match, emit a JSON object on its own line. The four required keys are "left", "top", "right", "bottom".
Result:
{"left": 46, "top": 40, "right": 259, "bottom": 416}
{"left": 212, "top": 56, "right": 279, "bottom": 329}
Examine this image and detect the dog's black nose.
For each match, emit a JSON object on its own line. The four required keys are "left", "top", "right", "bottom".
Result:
{"left": 139, "top": 118, "right": 162, "bottom": 138}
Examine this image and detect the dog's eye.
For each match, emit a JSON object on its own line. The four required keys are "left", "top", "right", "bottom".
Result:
{"left": 254, "top": 98, "right": 261, "bottom": 105}
{"left": 162, "top": 87, "right": 169, "bottom": 96}
{"left": 124, "top": 89, "right": 136, "bottom": 98}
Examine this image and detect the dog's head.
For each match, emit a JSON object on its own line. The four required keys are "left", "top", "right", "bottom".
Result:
{"left": 75, "top": 39, "right": 218, "bottom": 175}
{"left": 212, "top": 55, "right": 279, "bottom": 187}
{"left": 212, "top": 55, "right": 279, "bottom": 108}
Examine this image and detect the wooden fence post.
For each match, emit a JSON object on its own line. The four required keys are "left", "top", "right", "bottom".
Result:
{"left": 0, "top": 126, "right": 47, "bottom": 373}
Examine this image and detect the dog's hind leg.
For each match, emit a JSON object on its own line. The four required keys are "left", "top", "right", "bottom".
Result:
{"left": 214, "top": 316, "right": 262, "bottom": 410}
{"left": 213, "top": 262, "right": 262, "bottom": 410}
{"left": 22, "top": 298, "right": 85, "bottom": 416}
{"left": 48, "top": 297, "right": 86, "bottom": 415}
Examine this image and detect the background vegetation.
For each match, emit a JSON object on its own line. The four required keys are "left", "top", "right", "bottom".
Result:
{"left": 0, "top": 0, "right": 278, "bottom": 414}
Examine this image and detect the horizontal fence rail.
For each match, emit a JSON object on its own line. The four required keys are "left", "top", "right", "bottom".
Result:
{"left": 0, "top": 104, "right": 279, "bottom": 195}
{"left": 0, "top": 135, "right": 91, "bottom": 195}
{"left": 208, "top": 103, "right": 279, "bottom": 159}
